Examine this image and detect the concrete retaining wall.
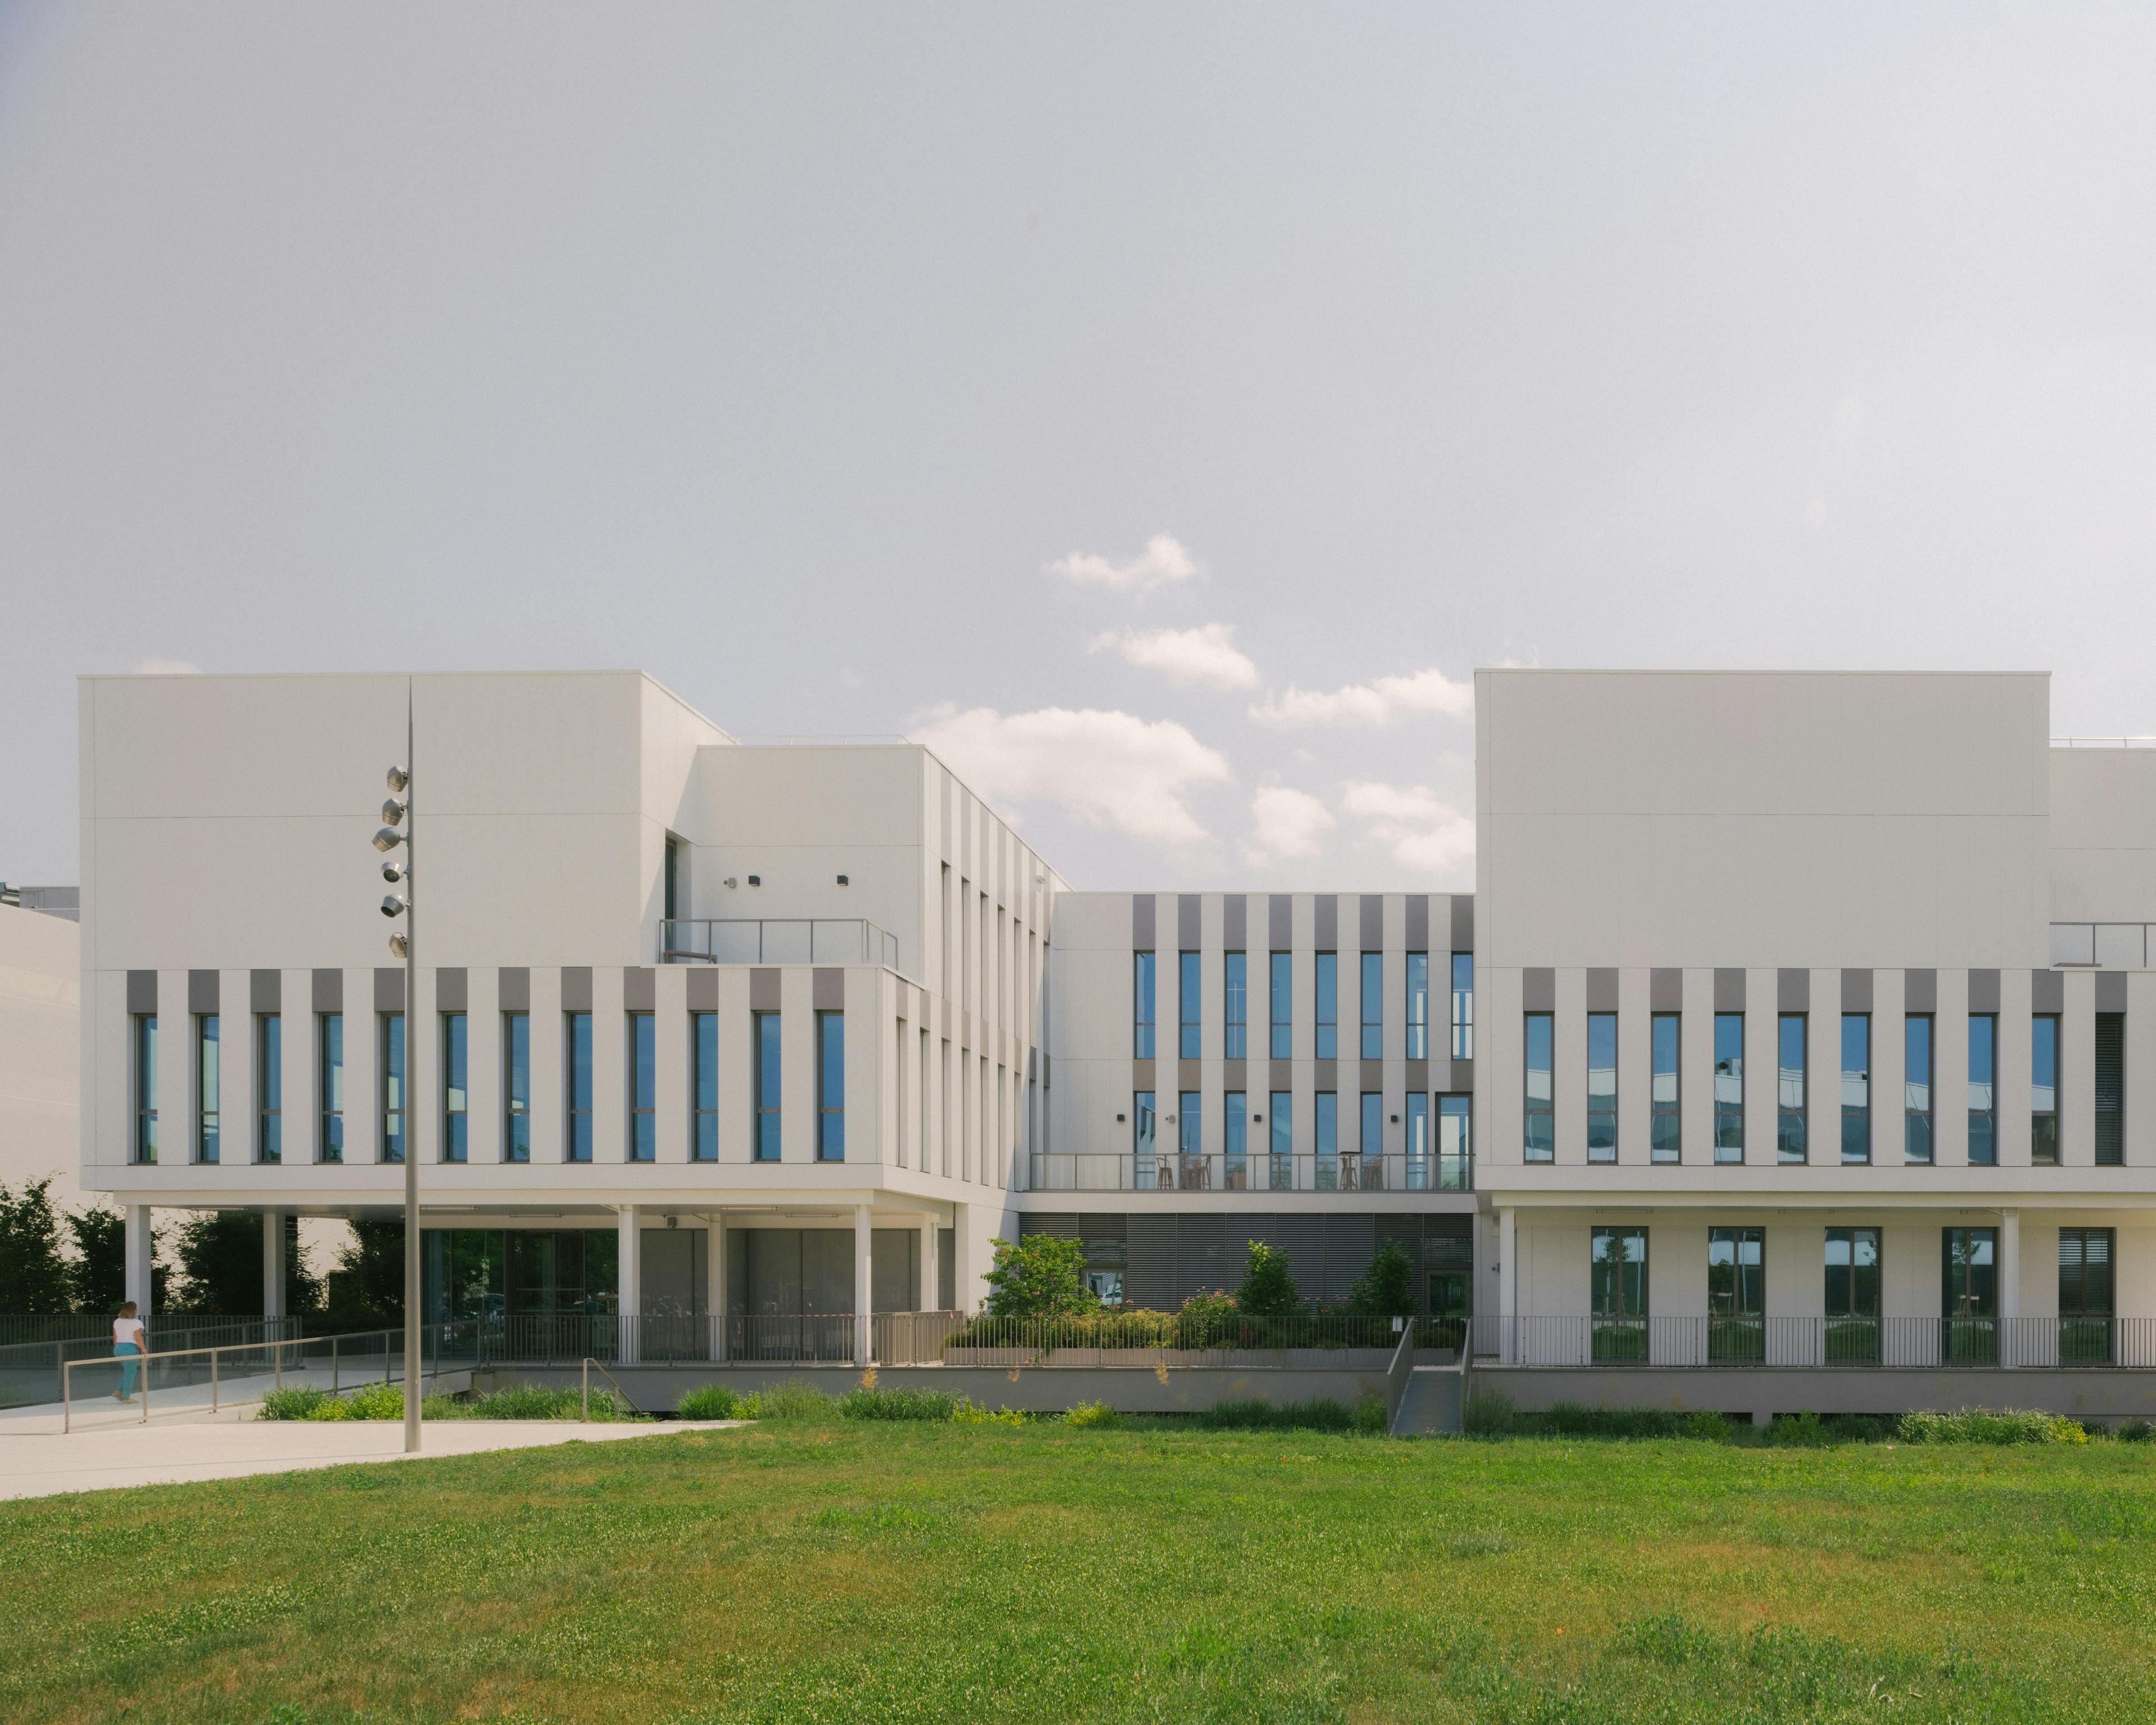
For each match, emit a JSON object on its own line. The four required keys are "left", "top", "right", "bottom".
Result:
{"left": 1477, "top": 1366, "right": 2156, "bottom": 1423}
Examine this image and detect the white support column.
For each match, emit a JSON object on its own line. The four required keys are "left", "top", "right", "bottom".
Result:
{"left": 618, "top": 1206, "right": 641, "bottom": 1365}
{"left": 263, "top": 1209, "right": 287, "bottom": 1320}
{"left": 921, "top": 1214, "right": 940, "bottom": 1312}
{"left": 1999, "top": 1207, "right": 2021, "bottom": 1365}
{"left": 125, "top": 1205, "right": 154, "bottom": 1313}
{"left": 855, "top": 1203, "right": 874, "bottom": 1366}
{"left": 706, "top": 1211, "right": 727, "bottom": 1361}
{"left": 1497, "top": 1207, "right": 1516, "bottom": 1364}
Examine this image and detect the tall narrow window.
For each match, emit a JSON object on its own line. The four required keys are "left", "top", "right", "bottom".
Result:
{"left": 1439, "top": 1094, "right": 1472, "bottom": 1190}
{"left": 1269, "top": 953, "right": 1292, "bottom": 1058}
{"left": 196, "top": 1014, "right": 220, "bottom": 1164}
{"left": 816, "top": 1010, "right": 844, "bottom": 1161}
{"left": 628, "top": 1012, "right": 656, "bottom": 1162}
{"left": 1777, "top": 1014, "right": 1807, "bottom": 1165}
{"left": 1942, "top": 1227, "right": 1998, "bottom": 1362}
{"left": 1590, "top": 1227, "right": 1648, "bottom": 1359}
{"left": 1360, "top": 953, "right": 1383, "bottom": 1058}
{"left": 1712, "top": 1014, "right": 1743, "bottom": 1162}
{"left": 1224, "top": 952, "right": 1248, "bottom": 1060}
{"left": 1314, "top": 1090, "right": 1338, "bottom": 1186}
{"left": 1450, "top": 954, "right": 1474, "bottom": 1060}
{"left": 1224, "top": 1090, "right": 1247, "bottom": 1186}
{"left": 1825, "top": 1227, "right": 1881, "bottom": 1361}
{"left": 441, "top": 1012, "right": 468, "bottom": 1163}
{"left": 1524, "top": 1012, "right": 1554, "bottom": 1162}
{"left": 664, "top": 833, "right": 686, "bottom": 923}
{"left": 1967, "top": 1014, "right": 1997, "bottom": 1167}
{"left": 1587, "top": 1012, "right": 1617, "bottom": 1162}
{"left": 692, "top": 1012, "right": 718, "bottom": 1161}
{"left": 504, "top": 1012, "right": 531, "bottom": 1163}
{"left": 1132, "top": 1090, "right": 1157, "bottom": 1186}
{"left": 1404, "top": 1092, "right": 1429, "bottom": 1188}
{"left": 1841, "top": 1014, "right": 1871, "bottom": 1165}
{"left": 134, "top": 1014, "right": 158, "bottom": 1165}
{"left": 1132, "top": 952, "right": 1155, "bottom": 1058}
{"left": 257, "top": 1014, "right": 281, "bottom": 1165}
{"left": 1268, "top": 1090, "right": 1292, "bottom": 1189}
{"left": 565, "top": 1011, "right": 592, "bottom": 1162}
{"left": 318, "top": 1014, "right": 342, "bottom": 1163}
{"left": 1405, "top": 953, "right": 1429, "bottom": 1060}
{"left": 1177, "top": 1090, "right": 1200, "bottom": 1159}
{"left": 380, "top": 1012, "right": 405, "bottom": 1163}
{"left": 1650, "top": 1013, "right": 1680, "bottom": 1162}
{"left": 1315, "top": 953, "right": 1338, "bottom": 1059}
{"left": 1359, "top": 1090, "right": 1382, "bottom": 1170}
{"left": 1177, "top": 951, "right": 1200, "bottom": 1059}
{"left": 2095, "top": 1012, "right": 2125, "bottom": 1167}
{"left": 1904, "top": 1014, "right": 1933, "bottom": 1164}
{"left": 2031, "top": 1014, "right": 2059, "bottom": 1164}
{"left": 1707, "top": 1227, "right": 1765, "bottom": 1361}
{"left": 2059, "top": 1227, "right": 2116, "bottom": 1363}
{"left": 753, "top": 1011, "right": 781, "bottom": 1161}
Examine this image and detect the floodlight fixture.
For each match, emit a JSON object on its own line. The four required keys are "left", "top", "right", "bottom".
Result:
{"left": 382, "top": 797, "right": 408, "bottom": 825}
{"left": 381, "top": 894, "right": 409, "bottom": 919}
{"left": 386, "top": 766, "right": 409, "bottom": 793}
{"left": 388, "top": 932, "right": 409, "bottom": 960}
{"left": 373, "top": 826, "right": 405, "bottom": 852}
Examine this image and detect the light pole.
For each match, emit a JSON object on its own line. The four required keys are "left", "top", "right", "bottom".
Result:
{"left": 374, "top": 681, "right": 419, "bottom": 1453}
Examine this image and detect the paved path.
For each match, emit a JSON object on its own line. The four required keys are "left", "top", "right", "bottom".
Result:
{"left": 0, "top": 1412, "right": 743, "bottom": 1502}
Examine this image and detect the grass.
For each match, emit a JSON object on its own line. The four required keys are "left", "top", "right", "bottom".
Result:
{"left": 3, "top": 1418, "right": 2155, "bottom": 1723}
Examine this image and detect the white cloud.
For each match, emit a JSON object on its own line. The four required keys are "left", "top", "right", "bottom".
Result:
{"left": 1248, "top": 665, "right": 1473, "bottom": 729}
{"left": 1090, "top": 622, "right": 1259, "bottom": 692}
{"left": 130, "top": 657, "right": 199, "bottom": 674}
{"left": 1341, "top": 779, "right": 1476, "bottom": 875}
{"left": 1049, "top": 534, "right": 1199, "bottom": 594}
{"left": 911, "top": 704, "right": 1229, "bottom": 843}
{"left": 1244, "top": 783, "right": 1334, "bottom": 866}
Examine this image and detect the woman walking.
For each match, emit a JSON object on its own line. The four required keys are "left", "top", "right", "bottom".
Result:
{"left": 112, "top": 1302, "right": 144, "bottom": 1402}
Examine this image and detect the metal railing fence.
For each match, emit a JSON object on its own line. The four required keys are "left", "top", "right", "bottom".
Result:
{"left": 1472, "top": 1315, "right": 2156, "bottom": 1370}
{"left": 660, "top": 918, "right": 901, "bottom": 971}
{"left": 0, "top": 1318, "right": 307, "bottom": 1412}
{"left": 2049, "top": 922, "right": 2156, "bottom": 969}
{"left": 471, "top": 1311, "right": 970, "bottom": 1367}
{"left": 1025, "top": 1151, "right": 1473, "bottom": 1194}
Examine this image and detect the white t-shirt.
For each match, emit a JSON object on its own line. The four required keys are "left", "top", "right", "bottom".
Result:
{"left": 113, "top": 1317, "right": 144, "bottom": 1348}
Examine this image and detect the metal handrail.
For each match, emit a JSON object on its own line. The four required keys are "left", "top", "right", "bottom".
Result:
{"left": 1024, "top": 1150, "right": 1474, "bottom": 1194}
{"left": 582, "top": 1357, "right": 640, "bottom": 1420}
{"left": 1384, "top": 1317, "right": 1417, "bottom": 1435}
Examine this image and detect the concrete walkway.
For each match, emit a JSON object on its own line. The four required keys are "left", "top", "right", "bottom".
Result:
{"left": 0, "top": 1412, "right": 743, "bottom": 1502}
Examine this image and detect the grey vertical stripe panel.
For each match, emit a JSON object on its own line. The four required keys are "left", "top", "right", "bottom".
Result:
{"left": 499, "top": 967, "right": 531, "bottom": 1011}
{"left": 1585, "top": 969, "right": 1619, "bottom": 1012}
{"left": 2031, "top": 969, "right": 2064, "bottom": 1013}
{"left": 1268, "top": 895, "right": 1292, "bottom": 947}
{"left": 1447, "top": 1057, "right": 1475, "bottom": 1092}
{"left": 312, "top": 969, "right": 342, "bottom": 1014}
{"left": 748, "top": 969, "right": 780, "bottom": 1011}
{"left": 1131, "top": 895, "right": 1155, "bottom": 950}
{"left": 1778, "top": 969, "right": 1809, "bottom": 1011}
{"left": 188, "top": 970, "right": 220, "bottom": 1015}
{"left": 560, "top": 968, "right": 594, "bottom": 1012}
{"left": 1177, "top": 895, "right": 1201, "bottom": 948}
{"left": 1842, "top": 970, "right": 1874, "bottom": 1012}
{"left": 1650, "top": 969, "right": 1684, "bottom": 1011}
{"left": 1132, "top": 1056, "right": 1155, "bottom": 1090}
{"left": 250, "top": 969, "right": 281, "bottom": 1014}
{"left": 1360, "top": 1058, "right": 1385, "bottom": 1093}
{"left": 812, "top": 968, "right": 845, "bottom": 1010}
{"left": 623, "top": 967, "right": 656, "bottom": 1011}
{"left": 1405, "top": 896, "right": 1429, "bottom": 951}
{"left": 1405, "top": 1057, "right": 1428, "bottom": 1091}
{"left": 1903, "top": 969, "right": 1937, "bottom": 1013}
{"left": 686, "top": 969, "right": 719, "bottom": 1011}
{"left": 374, "top": 968, "right": 405, "bottom": 1012}
{"left": 1359, "top": 895, "right": 1383, "bottom": 948}
{"left": 1967, "top": 969, "right": 2000, "bottom": 1013}
{"left": 1713, "top": 969, "right": 1746, "bottom": 1011}
{"left": 126, "top": 970, "right": 157, "bottom": 1014}
{"left": 436, "top": 968, "right": 468, "bottom": 1012}
{"left": 1522, "top": 969, "right": 1556, "bottom": 1012}
{"left": 1450, "top": 895, "right": 1474, "bottom": 950}
{"left": 1314, "top": 896, "right": 1338, "bottom": 948}
{"left": 2096, "top": 971, "right": 2128, "bottom": 1012}
{"left": 1222, "top": 895, "right": 1247, "bottom": 948}
{"left": 1269, "top": 1058, "right": 1293, "bottom": 1090}
{"left": 1179, "top": 1057, "right": 1202, "bottom": 1090}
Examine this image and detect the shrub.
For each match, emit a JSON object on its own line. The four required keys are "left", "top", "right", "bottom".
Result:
{"left": 1683, "top": 1409, "right": 1730, "bottom": 1441}
{"left": 340, "top": 1380, "right": 406, "bottom": 1422}
{"left": 952, "top": 1399, "right": 1026, "bottom": 1427}
{"left": 841, "top": 1386, "right": 961, "bottom": 1421}
{"left": 677, "top": 1384, "right": 746, "bottom": 1421}
{"left": 740, "top": 1381, "right": 835, "bottom": 1422}
{"left": 983, "top": 1235, "right": 1098, "bottom": 1319}
{"left": 1064, "top": 1400, "right": 1119, "bottom": 1429}
{"left": 1464, "top": 1388, "right": 1522, "bottom": 1436}
{"left": 1352, "top": 1391, "right": 1388, "bottom": 1435}
{"left": 2121, "top": 1419, "right": 2154, "bottom": 1444}
{"left": 468, "top": 1385, "right": 611, "bottom": 1421}
{"left": 1898, "top": 1407, "right": 2089, "bottom": 1445}
{"left": 1236, "top": 1240, "right": 1302, "bottom": 1317}
{"left": 260, "top": 1385, "right": 335, "bottom": 1421}
{"left": 1346, "top": 1240, "right": 1417, "bottom": 1320}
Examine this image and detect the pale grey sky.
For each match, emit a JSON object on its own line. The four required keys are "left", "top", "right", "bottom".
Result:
{"left": 3, "top": 4, "right": 2152, "bottom": 891}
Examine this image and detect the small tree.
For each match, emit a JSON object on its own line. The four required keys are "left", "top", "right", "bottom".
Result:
{"left": 66, "top": 1201, "right": 129, "bottom": 1312}
{"left": 1235, "top": 1239, "right": 1301, "bottom": 1317}
{"left": 168, "top": 1211, "right": 266, "bottom": 1315}
{"left": 1346, "top": 1239, "right": 1417, "bottom": 1320}
{"left": 0, "top": 1179, "right": 75, "bottom": 1313}
{"left": 322, "top": 1217, "right": 404, "bottom": 1330}
{"left": 982, "top": 1235, "right": 1098, "bottom": 1319}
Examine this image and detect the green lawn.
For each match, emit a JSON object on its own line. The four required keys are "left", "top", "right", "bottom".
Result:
{"left": 3, "top": 1420, "right": 2153, "bottom": 1723}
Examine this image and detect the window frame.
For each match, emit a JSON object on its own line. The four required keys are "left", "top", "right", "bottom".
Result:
{"left": 1650, "top": 1011, "right": 1680, "bottom": 1163}
{"left": 134, "top": 1013, "right": 159, "bottom": 1166}
{"left": 195, "top": 1012, "right": 220, "bottom": 1165}
{"left": 1132, "top": 951, "right": 1156, "bottom": 1060}
{"left": 1314, "top": 1090, "right": 1338, "bottom": 1186}
{"left": 1904, "top": 1012, "right": 1934, "bottom": 1165}
{"left": 628, "top": 1011, "right": 657, "bottom": 1163}
{"left": 1132, "top": 1089, "right": 1157, "bottom": 1185}
{"left": 565, "top": 1010, "right": 593, "bottom": 1163}
{"left": 1450, "top": 953, "right": 1474, "bottom": 1060}
{"left": 1967, "top": 1013, "right": 1997, "bottom": 1167}
{"left": 256, "top": 1012, "right": 281, "bottom": 1165}
{"left": 816, "top": 1009, "right": 844, "bottom": 1162}
{"left": 1267, "top": 1089, "right": 1291, "bottom": 1189}
{"left": 380, "top": 1010, "right": 406, "bottom": 1165}
{"left": 1269, "top": 952, "right": 1292, "bottom": 1059}
{"left": 2094, "top": 1011, "right": 2125, "bottom": 1167}
{"left": 1841, "top": 1012, "right": 1871, "bottom": 1165}
{"left": 1179, "top": 951, "right": 1201, "bottom": 1060}
{"left": 1776, "top": 1012, "right": 1806, "bottom": 1165}
{"left": 1586, "top": 1010, "right": 1617, "bottom": 1163}
{"left": 1438, "top": 1094, "right": 1472, "bottom": 1191}
{"left": 441, "top": 1010, "right": 468, "bottom": 1164}
{"left": 1523, "top": 1011, "right": 1554, "bottom": 1162}
{"left": 317, "top": 1012, "right": 342, "bottom": 1164}
{"left": 1360, "top": 952, "right": 1383, "bottom": 1060}
{"left": 752, "top": 1010, "right": 781, "bottom": 1162}
{"left": 1712, "top": 1012, "right": 1744, "bottom": 1163}
{"left": 503, "top": 1011, "right": 531, "bottom": 1163}
{"left": 2031, "top": 1013, "right": 2060, "bottom": 1165}
{"left": 1405, "top": 952, "right": 1429, "bottom": 1060}
{"left": 1223, "top": 951, "right": 1247, "bottom": 1061}
{"left": 691, "top": 1010, "right": 718, "bottom": 1162}
{"left": 1314, "top": 952, "right": 1338, "bottom": 1060}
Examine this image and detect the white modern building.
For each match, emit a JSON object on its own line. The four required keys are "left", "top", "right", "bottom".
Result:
{"left": 74, "top": 668, "right": 2156, "bottom": 1396}
{"left": 1, "top": 889, "right": 81, "bottom": 1209}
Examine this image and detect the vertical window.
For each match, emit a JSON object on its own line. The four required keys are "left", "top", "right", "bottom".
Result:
{"left": 752, "top": 1011, "right": 780, "bottom": 1161}
{"left": 2059, "top": 1227, "right": 2116, "bottom": 1363}
{"left": 1179, "top": 951, "right": 1200, "bottom": 1059}
{"left": 1707, "top": 1227, "right": 1765, "bottom": 1360}
{"left": 2095, "top": 1012, "right": 2125, "bottom": 1166}
{"left": 1712, "top": 1014, "right": 1744, "bottom": 1162}
{"left": 1132, "top": 1090, "right": 1157, "bottom": 1185}
{"left": 318, "top": 1014, "right": 342, "bottom": 1164}
{"left": 1967, "top": 1015, "right": 1997, "bottom": 1167}
{"left": 1841, "top": 1014, "right": 1871, "bottom": 1165}
{"left": 1450, "top": 955, "right": 1474, "bottom": 1059}
{"left": 134, "top": 1014, "right": 158, "bottom": 1165}
{"left": 1777, "top": 1014, "right": 1806, "bottom": 1165}
{"left": 1132, "top": 952, "right": 1155, "bottom": 1059}
{"left": 691, "top": 1012, "right": 717, "bottom": 1161}
{"left": 1223, "top": 952, "right": 1248, "bottom": 1060}
{"left": 196, "top": 1014, "right": 220, "bottom": 1164}
{"left": 1439, "top": 1095, "right": 1472, "bottom": 1190}
{"left": 1268, "top": 1090, "right": 1292, "bottom": 1189}
{"left": 1404, "top": 1092, "right": 1429, "bottom": 1188}
{"left": 628, "top": 1012, "right": 656, "bottom": 1162}
{"left": 1314, "top": 1090, "right": 1337, "bottom": 1186}
{"left": 816, "top": 1011, "right": 844, "bottom": 1161}
{"left": 257, "top": 1014, "right": 281, "bottom": 1165}
{"left": 1177, "top": 1090, "right": 1200, "bottom": 1158}
{"left": 1360, "top": 953, "right": 1383, "bottom": 1058}
{"left": 664, "top": 833, "right": 684, "bottom": 923}
{"left": 441, "top": 1012, "right": 468, "bottom": 1163}
{"left": 1942, "top": 1227, "right": 1998, "bottom": 1362}
{"left": 1269, "top": 953, "right": 1292, "bottom": 1058}
{"left": 380, "top": 1012, "right": 405, "bottom": 1163}
{"left": 1523, "top": 1012, "right": 1554, "bottom": 1161}
{"left": 1904, "top": 1014, "right": 1933, "bottom": 1164}
{"left": 1586, "top": 1012, "right": 1617, "bottom": 1162}
{"left": 1224, "top": 1090, "right": 1247, "bottom": 1185}
{"left": 1315, "top": 953, "right": 1337, "bottom": 1059}
{"left": 1825, "top": 1226, "right": 1881, "bottom": 1361}
{"left": 1650, "top": 1013, "right": 1680, "bottom": 1162}
{"left": 2031, "top": 1014, "right": 2059, "bottom": 1165}
{"left": 1590, "top": 1227, "right": 1647, "bottom": 1358}
{"left": 565, "top": 1011, "right": 592, "bottom": 1162}
{"left": 1405, "top": 953, "right": 1429, "bottom": 1060}
{"left": 504, "top": 1012, "right": 531, "bottom": 1163}
{"left": 1360, "top": 1090, "right": 1382, "bottom": 1163}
